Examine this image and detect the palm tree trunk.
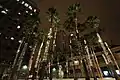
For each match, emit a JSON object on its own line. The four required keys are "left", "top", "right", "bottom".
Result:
{"left": 41, "top": 27, "right": 53, "bottom": 80}
{"left": 12, "top": 37, "right": 25, "bottom": 69}
{"left": 28, "top": 41, "right": 38, "bottom": 71}
{"left": 104, "top": 42, "right": 120, "bottom": 72}
{"left": 17, "top": 43, "right": 28, "bottom": 70}
{"left": 35, "top": 36, "right": 45, "bottom": 68}
{"left": 52, "top": 27, "right": 57, "bottom": 52}
{"left": 35, "top": 37, "right": 45, "bottom": 79}
{"left": 69, "top": 37, "right": 76, "bottom": 79}
{"left": 8, "top": 37, "right": 25, "bottom": 80}
{"left": 43, "top": 27, "right": 53, "bottom": 61}
{"left": 16, "top": 43, "right": 28, "bottom": 79}
{"left": 97, "top": 33, "right": 119, "bottom": 79}
{"left": 96, "top": 33, "right": 110, "bottom": 63}
{"left": 82, "top": 59, "right": 90, "bottom": 80}
{"left": 92, "top": 47, "right": 104, "bottom": 80}
{"left": 26, "top": 41, "right": 38, "bottom": 80}
{"left": 84, "top": 40, "right": 93, "bottom": 77}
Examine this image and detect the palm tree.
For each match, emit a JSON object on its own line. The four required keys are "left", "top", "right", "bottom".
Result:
{"left": 64, "top": 4, "right": 103, "bottom": 80}
{"left": 96, "top": 33, "right": 120, "bottom": 79}
{"left": 28, "top": 28, "right": 46, "bottom": 80}
{"left": 84, "top": 32, "right": 103, "bottom": 80}
{"left": 9, "top": 12, "right": 40, "bottom": 80}
{"left": 84, "top": 16, "right": 120, "bottom": 80}
{"left": 104, "top": 42, "right": 120, "bottom": 73}
{"left": 35, "top": 7, "right": 60, "bottom": 80}
{"left": 64, "top": 3, "right": 87, "bottom": 80}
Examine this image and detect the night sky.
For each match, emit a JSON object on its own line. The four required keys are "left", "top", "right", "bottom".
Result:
{"left": 34, "top": 0, "right": 120, "bottom": 45}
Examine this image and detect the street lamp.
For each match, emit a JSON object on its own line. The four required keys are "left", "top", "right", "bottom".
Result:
{"left": 74, "top": 60, "right": 79, "bottom": 65}
{"left": 52, "top": 68, "right": 56, "bottom": 72}
{"left": 22, "top": 65, "right": 28, "bottom": 70}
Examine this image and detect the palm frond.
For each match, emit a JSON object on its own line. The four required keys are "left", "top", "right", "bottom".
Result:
{"left": 85, "top": 16, "right": 100, "bottom": 28}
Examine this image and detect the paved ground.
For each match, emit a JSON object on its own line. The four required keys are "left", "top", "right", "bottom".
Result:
{"left": 18, "top": 77, "right": 115, "bottom": 80}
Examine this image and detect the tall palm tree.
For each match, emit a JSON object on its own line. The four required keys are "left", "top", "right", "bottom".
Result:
{"left": 64, "top": 3, "right": 87, "bottom": 80}
{"left": 28, "top": 28, "right": 46, "bottom": 80}
{"left": 84, "top": 16, "right": 120, "bottom": 80}
{"left": 36, "top": 7, "right": 60, "bottom": 80}
{"left": 84, "top": 32, "right": 103, "bottom": 80}
{"left": 43, "top": 7, "right": 60, "bottom": 61}
{"left": 104, "top": 42, "right": 120, "bottom": 72}
{"left": 9, "top": 12, "right": 40, "bottom": 80}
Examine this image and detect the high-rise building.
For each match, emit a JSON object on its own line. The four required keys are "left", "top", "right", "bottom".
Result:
{"left": 0, "top": 0, "right": 40, "bottom": 77}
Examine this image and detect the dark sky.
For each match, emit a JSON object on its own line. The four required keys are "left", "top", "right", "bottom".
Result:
{"left": 34, "top": 0, "right": 120, "bottom": 45}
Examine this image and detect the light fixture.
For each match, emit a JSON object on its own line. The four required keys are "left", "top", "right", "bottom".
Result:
{"left": 34, "top": 9, "right": 36, "bottom": 12}
{"left": 22, "top": 65, "right": 27, "bottom": 70}
{"left": 52, "top": 68, "right": 56, "bottom": 72}
{"left": 5, "top": 9, "right": 8, "bottom": 12}
{"left": 0, "top": 33, "right": 1, "bottom": 35}
{"left": 103, "top": 71, "right": 109, "bottom": 76}
{"left": 1, "top": 10, "right": 7, "bottom": 14}
{"left": 74, "top": 60, "right": 79, "bottom": 65}
{"left": 116, "top": 70, "right": 120, "bottom": 75}
{"left": 17, "top": 25, "right": 20, "bottom": 29}
{"left": 18, "top": 12, "right": 21, "bottom": 15}
{"left": 30, "top": 13, "right": 32, "bottom": 15}
{"left": 29, "top": 75, "right": 33, "bottom": 78}
{"left": 21, "top": 1, "right": 25, "bottom": 4}
{"left": 70, "top": 33, "right": 73, "bottom": 36}
{"left": 18, "top": 40, "right": 22, "bottom": 43}
{"left": 98, "top": 39, "right": 102, "bottom": 43}
{"left": 24, "top": 3, "right": 29, "bottom": 7}
{"left": 16, "top": 0, "right": 20, "bottom": 2}
{"left": 26, "top": 11, "right": 28, "bottom": 13}
{"left": 11, "top": 37, "right": 14, "bottom": 40}
{"left": 29, "top": 6, "right": 32, "bottom": 10}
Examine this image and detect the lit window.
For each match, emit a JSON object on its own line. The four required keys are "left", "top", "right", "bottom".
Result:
{"left": 21, "top": 1, "right": 25, "bottom": 4}
{"left": 1, "top": 10, "right": 7, "bottom": 14}
{"left": 30, "top": 13, "right": 32, "bottom": 15}
{"left": 24, "top": 3, "right": 28, "bottom": 7}
{"left": 34, "top": 9, "right": 36, "bottom": 12}
{"left": 26, "top": 11, "right": 28, "bottom": 13}
{"left": 11, "top": 37, "right": 14, "bottom": 40}
{"left": 17, "top": 25, "right": 20, "bottom": 29}
{"left": 103, "top": 71, "right": 109, "bottom": 76}
{"left": 29, "top": 6, "right": 32, "bottom": 10}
